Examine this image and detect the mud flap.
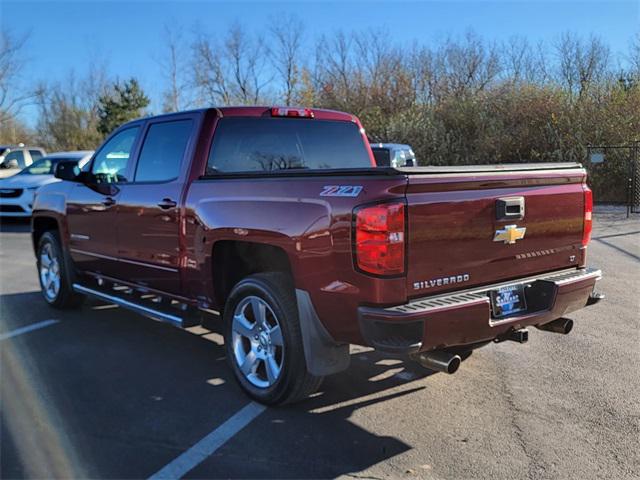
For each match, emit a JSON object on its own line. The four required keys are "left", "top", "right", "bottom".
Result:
{"left": 295, "top": 289, "right": 350, "bottom": 376}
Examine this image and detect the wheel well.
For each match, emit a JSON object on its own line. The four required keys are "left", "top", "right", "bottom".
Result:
{"left": 212, "top": 240, "right": 293, "bottom": 310}
{"left": 32, "top": 217, "right": 59, "bottom": 253}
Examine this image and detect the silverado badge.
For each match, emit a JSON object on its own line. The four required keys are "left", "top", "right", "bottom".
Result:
{"left": 413, "top": 273, "right": 470, "bottom": 291}
{"left": 494, "top": 224, "right": 526, "bottom": 244}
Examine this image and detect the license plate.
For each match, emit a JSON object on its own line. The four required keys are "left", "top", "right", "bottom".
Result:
{"left": 490, "top": 284, "right": 527, "bottom": 318}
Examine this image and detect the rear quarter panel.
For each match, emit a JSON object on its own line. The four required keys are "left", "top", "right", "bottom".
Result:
{"left": 183, "top": 175, "right": 408, "bottom": 343}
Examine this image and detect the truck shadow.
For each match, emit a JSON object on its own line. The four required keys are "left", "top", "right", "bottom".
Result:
{"left": 0, "top": 291, "right": 471, "bottom": 479}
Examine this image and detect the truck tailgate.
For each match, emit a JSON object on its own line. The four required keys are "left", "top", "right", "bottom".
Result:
{"left": 403, "top": 164, "right": 588, "bottom": 298}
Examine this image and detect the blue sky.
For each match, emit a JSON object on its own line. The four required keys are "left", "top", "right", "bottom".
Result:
{"left": 2, "top": 0, "right": 639, "bottom": 124}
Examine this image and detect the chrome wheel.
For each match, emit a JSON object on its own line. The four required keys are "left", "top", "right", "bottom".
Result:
{"left": 231, "top": 295, "right": 284, "bottom": 388}
{"left": 39, "top": 242, "right": 61, "bottom": 301}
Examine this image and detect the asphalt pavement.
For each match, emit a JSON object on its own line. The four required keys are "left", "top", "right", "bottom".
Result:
{"left": 1, "top": 206, "right": 638, "bottom": 479}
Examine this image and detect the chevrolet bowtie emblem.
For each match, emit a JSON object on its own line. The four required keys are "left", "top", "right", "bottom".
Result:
{"left": 494, "top": 224, "right": 526, "bottom": 244}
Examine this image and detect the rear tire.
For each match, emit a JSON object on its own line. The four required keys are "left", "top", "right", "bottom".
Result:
{"left": 37, "top": 231, "right": 84, "bottom": 309}
{"left": 223, "top": 272, "right": 323, "bottom": 405}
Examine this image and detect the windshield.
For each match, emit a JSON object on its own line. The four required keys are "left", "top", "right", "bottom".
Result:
{"left": 18, "top": 157, "right": 77, "bottom": 175}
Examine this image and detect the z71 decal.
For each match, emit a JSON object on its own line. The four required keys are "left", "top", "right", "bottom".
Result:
{"left": 320, "top": 185, "right": 363, "bottom": 197}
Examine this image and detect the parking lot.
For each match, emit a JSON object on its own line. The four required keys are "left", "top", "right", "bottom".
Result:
{"left": 1, "top": 206, "right": 638, "bottom": 479}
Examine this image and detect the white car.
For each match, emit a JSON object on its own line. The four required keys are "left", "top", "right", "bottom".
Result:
{"left": 0, "top": 151, "right": 93, "bottom": 217}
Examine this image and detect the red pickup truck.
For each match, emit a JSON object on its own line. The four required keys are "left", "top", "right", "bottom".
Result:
{"left": 32, "top": 106, "right": 603, "bottom": 405}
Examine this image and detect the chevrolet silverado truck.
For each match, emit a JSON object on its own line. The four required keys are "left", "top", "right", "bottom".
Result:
{"left": 31, "top": 106, "right": 604, "bottom": 405}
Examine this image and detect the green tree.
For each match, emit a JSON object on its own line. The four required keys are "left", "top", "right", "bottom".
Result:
{"left": 97, "top": 78, "right": 150, "bottom": 136}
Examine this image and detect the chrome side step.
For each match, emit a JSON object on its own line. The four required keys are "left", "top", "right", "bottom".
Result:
{"left": 386, "top": 267, "right": 602, "bottom": 315}
{"left": 73, "top": 283, "right": 186, "bottom": 327}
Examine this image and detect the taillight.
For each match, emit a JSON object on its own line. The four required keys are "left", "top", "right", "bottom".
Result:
{"left": 582, "top": 185, "right": 593, "bottom": 246}
{"left": 355, "top": 202, "right": 405, "bottom": 276}
{"left": 271, "top": 107, "right": 314, "bottom": 118}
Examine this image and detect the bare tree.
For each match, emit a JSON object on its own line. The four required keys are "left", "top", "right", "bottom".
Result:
{"left": 192, "top": 23, "right": 269, "bottom": 105}
{"left": 192, "top": 32, "right": 232, "bottom": 105}
{"left": 407, "top": 43, "right": 438, "bottom": 104}
{"left": 629, "top": 32, "right": 640, "bottom": 76}
{"left": 434, "top": 30, "right": 501, "bottom": 98}
{"left": 556, "top": 32, "right": 611, "bottom": 98}
{"left": 354, "top": 31, "right": 405, "bottom": 97}
{"left": 532, "top": 40, "right": 552, "bottom": 84}
{"left": 35, "top": 65, "right": 109, "bottom": 150}
{"left": 0, "top": 30, "right": 30, "bottom": 124}
{"left": 501, "top": 36, "right": 551, "bottom": 84}
{"left": 226, "top": 24, "right": 268, "bottom": 104}
{"left": 157, "top": 24, "right": 192, "bottom": 112}
{"left": 314, "top": 31, "right": 356, "bottom": 108}
{"left": 269, "top": 15, "right": 304, "bottom": 105}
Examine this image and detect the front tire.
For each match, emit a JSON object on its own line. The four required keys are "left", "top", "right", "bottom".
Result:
{"left": 223, "top": 272, "right": 322, "bottom": 405}
{"left": 37, "top": 231, "right": 84, "bottom": 309}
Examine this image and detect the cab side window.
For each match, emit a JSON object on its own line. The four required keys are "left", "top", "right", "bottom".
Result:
{"left": 135, "top": 120, "right": 193, "bottom": 182}
{"left": 91, "top": 127, "right": 140, "bottom": 183}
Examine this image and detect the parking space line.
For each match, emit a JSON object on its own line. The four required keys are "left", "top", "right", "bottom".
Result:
{"left": 0, "top": 319, "right": 59, "bottom": 341}
{"left": 148, "top": 401, "right": 266, "bottom": 480}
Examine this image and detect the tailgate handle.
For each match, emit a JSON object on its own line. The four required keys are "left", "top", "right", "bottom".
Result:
{"left": 496, "top": 197, "right": 525, "bottom": 220}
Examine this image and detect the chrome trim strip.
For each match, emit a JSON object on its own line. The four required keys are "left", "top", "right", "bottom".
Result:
{"left": 69, "top": 248, "right": 178, "bottom": 272}
{"left": 72, "top": 283, "right": 183, "bottom": 327}
{"left": 70, "top": 233, "right": 90, "bottom": 241}
{"left": 70, "top": 248, "right": 117, "bottom": 261}
{"left": 117, "top": 257, "right": 179, "bottom": 272}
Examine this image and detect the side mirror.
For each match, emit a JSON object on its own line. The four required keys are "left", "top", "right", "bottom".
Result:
{"left": 54, "top": 161, "right": 81, "bottom": 181}
{"left": 55, "top": 163, "right": 119, "bottom": 196}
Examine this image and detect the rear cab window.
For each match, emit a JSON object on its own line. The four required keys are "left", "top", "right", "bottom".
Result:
{"left": 206, "top": 118, "right": 372, "bottom": 174}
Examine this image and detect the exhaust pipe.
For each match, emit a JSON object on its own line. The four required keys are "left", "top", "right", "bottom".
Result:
{"left": 414, "top": 351, "right": 461, "bottom": 374}
{"left": 536, "top": 317, "right": 574, "bottom": 335}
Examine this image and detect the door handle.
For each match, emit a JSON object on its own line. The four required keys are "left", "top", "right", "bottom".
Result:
{"left": 158, "top": 198, "right": 177, "bottom": 209}
{"left": 496, "top": 197, "right": 525, "bottom": 220}
{"left": 102, "top": 196, "right": 116, "bottom": 207}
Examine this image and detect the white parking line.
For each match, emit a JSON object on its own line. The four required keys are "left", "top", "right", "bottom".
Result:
{"left": 148, "top": 401, "right": 266, "bottom": 480}
{"left": 0, "top": 319, "right": 59, "bottom": 341}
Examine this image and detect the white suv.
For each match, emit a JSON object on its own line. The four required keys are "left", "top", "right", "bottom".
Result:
{"left": 0, "top": 151, "right": 93, "bottom": 217}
